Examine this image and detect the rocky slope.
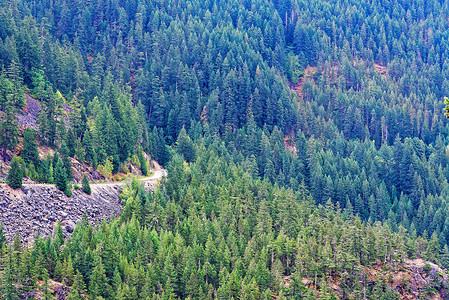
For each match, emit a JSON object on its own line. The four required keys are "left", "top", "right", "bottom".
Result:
{"left": 17, "top": 93, "right": 41, "bottom": 130}
{"left": 294, "top": 258, "right": 449, "bottom": 299}
{"left": 0, "top": 170, "right": 165, "bottom": 243}
{"left": 0, "top": 184, "right": 122, "bottom": 243}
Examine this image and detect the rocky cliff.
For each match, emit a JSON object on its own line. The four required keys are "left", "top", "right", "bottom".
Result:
{"left": 1, "top": 183, "right": 122, "bottom": 243}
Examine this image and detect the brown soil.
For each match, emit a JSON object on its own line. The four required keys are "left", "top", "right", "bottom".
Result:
{"left": 289, "top": 66, "right": 317, "bottom": 99}
{"left": 374, "top": 62, "right": 388, "bottom": 78}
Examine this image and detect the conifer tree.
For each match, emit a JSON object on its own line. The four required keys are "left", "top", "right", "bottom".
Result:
{"left": 82, "top": 129, "right": 97, "bottom": 167}
{"left": 54, "top": 155, "right": 67, "bottom": 193}
{"left": 2, "top": 245, "right": 18, "bottom": 300}
{"left": 176, "top": 126, "right": 196, "bottom": 163}
{"left": 82, "top": 174, "right": 91, "bottom": 195}
{"left": 22, "top": 128, "right": 39, "bottom": 165}
{"left": 67, "top": 129, "right": 76, "bottom": 157}
{"left": 138, "top": 146, "right": 149, "bottom": 176}
{"left": 0, "top": 96, "right": 19, "bottom": 161}
{"left": 0, "top": 223, "right": 5, "bottom": 250}
{"left": 440, "top": 245, "right": 449, "bottom": 269}
{"left": 67, "top": 270, "right": 86, "bottom": 300}
{"left": 59, "top": 142, "right": 73, "bottom": 181}
{"left": 7, "top": 156, "right": 23, "bottom": 189}
{"left": 40, "top": 155, "right": 53, "bottom": 183}
{"left": 88, "top": 257, "right": 110, "bottom": 299}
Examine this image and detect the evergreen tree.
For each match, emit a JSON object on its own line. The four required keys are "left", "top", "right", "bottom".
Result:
{"left": 67, "top": 270, "right": 86, "bottom": 300}
{"left": 0, "top": 96, "right": 19, "bottom": 161}
{"left": 175, "top": 126, "right": 196, "bottom": 163}
{"left": 22, "top": 128, "right": 39, "bottom": 165}
{"left": 82, "top": 174, "right": 91, "bottom": 195}
{"left": 6, "top": 156, "right": 23, "bottom": 189}
{"left": 53, "top": 155, "right": 67, "bottom": 193}
{"left": 138, "top": 146, "right": 149, "bottom": 176}
{"left": 59, "top": 142, "right": 73, "bottom": 182}
{"left": 88, "top": 257, "right": 110, "bottom": 299}
{"left": 66, "top": 129, "right": 76, "bottom": 158}
{"left": 0, "top": 223, "right": 5, "bottom": 250}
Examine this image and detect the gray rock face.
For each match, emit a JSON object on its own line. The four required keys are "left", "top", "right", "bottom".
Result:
{"left": 17, "top": 94, "right": 42, "bottom": 130}
{"left": 0, "top": 184, "right": 123, "bottom": 243}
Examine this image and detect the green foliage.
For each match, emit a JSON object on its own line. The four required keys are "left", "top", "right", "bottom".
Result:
{"left": 67, "top": 270, "right": 85, "bottom": 300}
{"left": 444, "top": 97, "right": 449, "bottom": 119}
{"left": 148, "top": 127, "right": 170, "bottom": 166}
{"left": 22, "top": 128, "right": 39, "bottom": 165}
{"left": 286, "top": 52, "right": 304, "bottom": 84}
{"left": 53, "top": 154, "right": 67, "bottom": 193}
{"left": 2, "top": 142, "right": 442, "bottom": 299}
{"left": 98, "top": 157, "right": 113, "bottom": 177}
{"left": 2, "top": 0, "right": 449, "bottom": 299}
{"left": 175, "top": 127, "right": 196, "bottom": 163}
{"left": 40, "top": 155, "right": 53, "bottom": 183}
{"left": 137, "top": 146, "right": 149, "bottom": 176}
{"left": 82, "top": 174, "right": 91, "bottom": 195}
{"left": 66, "top": 130, "right": 76, "bottom": 158}
{"left": 0, "top": 93, "right": 19, "bottom": 161}
{"left": 65, "top": 183, "right": 73, "bottom": 197}
{"left": 6, "top": 156, "right": 23, "bottom": 189}
{"left": 0, "top": 223, "right": 5, "bottom": 250}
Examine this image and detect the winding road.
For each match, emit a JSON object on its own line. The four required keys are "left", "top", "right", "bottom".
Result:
{"left": 90, "top": 169, "right": 167, "bottom": 188}
{"left": 0, "top": 169, "right": 167, "bottom": 188}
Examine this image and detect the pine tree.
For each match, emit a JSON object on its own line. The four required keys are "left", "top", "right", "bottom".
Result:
{"left": 425, "top": 232, "right": 440, "bottom": 262}
{"left": 0, "top": 223, "right": 5, "bottom": 249}
{"left": 88, "top": 257, "right": 110, "bottom": 299}
{"left": 7, "top": 156, "right": 23, "bottom": 189}
{"left": 54, "top": 155, "right": 67, "bottom": 193}
{"left": 82, "top": 174, "right": 91, "bottom": 195}
{"left": 67, "top": 130, "right": 76, "bottom": 157}
{"left": 3, "top": 245, "right": 19, "bottom": 300}
{"left": 67, "top": 271, "right": 86, "bottom": 300}
{"left": 59, "top": 142, "right": 73, "bottom": 182}
{"left": 7, "top": 61, "right": 26, "bottom": 109}
{"left": 440, "top": 245, "right": 449, "bottom": 269}
{"left": 176, "top": 126, "right": 196, "bottom": 163}
{"left": 41, "top": 268, "right": 54, "bottom": 300}
{"left": 19, "top": 248, "right": 36, "bottom": 293}
{"left": 82, "top": 129, "right": 97, "bottom": 168}
{"left": 22, "top": 128, "right": 39, "bottom": 165}
{"left": 0, "top": 96, "right": 19, "bottom": 161}
{"left": 40, "top": 155, "right": 53, "bottom": 183}
{"left": 138, "top": 146, "right": 149, "bottom": 176}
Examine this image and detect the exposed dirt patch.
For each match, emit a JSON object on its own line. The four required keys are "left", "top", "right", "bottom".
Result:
{"left": 284, "top": 134, "right": 297, "bottom": 156}
{"left": 289, "top": 66, "right": 317, "bottom": 98}
{"left": 374, "top": 62, "right": 388, "bottom": 78}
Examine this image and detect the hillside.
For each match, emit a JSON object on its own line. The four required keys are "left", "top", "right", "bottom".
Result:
{"left": 0, "top": 170, "right": 165, "bottom": 243}
{"left": 26, "top": 254, "right": 449, "bottom": 299}
{"left": 0, "top": 184, "right": 122, "bottom": 243}
{"left": 2, "top": 0, "right": 449, "bottom": 299}
{"left": 2, "top": 151, "right": 449, "bottom": 299}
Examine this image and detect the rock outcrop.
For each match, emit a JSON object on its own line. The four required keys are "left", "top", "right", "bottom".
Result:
{"left": 0, "top": 184, "right": 122, "bottom": 243}
{"left": 17, "top": 94, "right": 42, "bottom": 130}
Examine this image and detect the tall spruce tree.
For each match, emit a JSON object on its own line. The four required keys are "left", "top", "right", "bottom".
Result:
{"left": 0, "top": 96, "right": 19, "bottom": 161}
{"left": 82, "top": 174, "right": 91, "bottom": 195}
{"left": 54, "top": 155, "right": 67, "bottom": 193}
{"left": 6, "top": 156, "right": 23, "bottom": 189}
{"left": 22, "top": 128, "right": 39, "bottom": 165}
{"left": 175, "top": 126, "right": 196, "bottom": 163}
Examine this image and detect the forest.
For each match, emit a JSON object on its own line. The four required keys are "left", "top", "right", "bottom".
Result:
{"left": 2, "top": 0, "right": 449, "bottom": 298}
